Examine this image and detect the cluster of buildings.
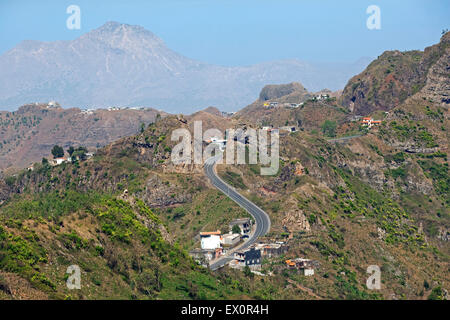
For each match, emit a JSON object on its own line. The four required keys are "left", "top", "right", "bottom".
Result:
{"left": 189, "top": 218, "right": 319, "bottom": 276}
{"left": 230, "top": 241, "right": 290, "bottom": 271}
{"left": 189, "top": 218, "right": 252, "bottom": 266}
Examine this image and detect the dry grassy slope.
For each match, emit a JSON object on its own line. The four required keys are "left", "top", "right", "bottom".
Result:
{"left": 0, "top": 97, "right": 448, "bottom": 299}
{"left": 0, "top": 103, "right": 163, "bottom": 172}
{"left": 187, "top": 107, "right": 235, "bottom": 133}
{"left": 217, "top": 126, "right": 449, "bottom": 299}
{"left": 216, "top": 41, "right": 450, "bottom": 297}
{"left": 340, "top": 32, "right": 450, "bottom": 115}
{"left": 0, "top": 111, "right": 238, "bottom": 203}
{"left": 1, "top": 31, "right": 449, "bottom": 299}
{"left": 0, "top": 192, "right": 278, "bottom": 300}
{"left": 0, "top": 112, "right": 304, "bottom": 300}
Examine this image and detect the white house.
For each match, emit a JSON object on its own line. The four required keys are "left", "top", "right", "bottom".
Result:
{"left": 50, "top": 157, "right": 68, "bottom": 166}
{"left": 200, "top": 231, "right": 222, "bottom": 250}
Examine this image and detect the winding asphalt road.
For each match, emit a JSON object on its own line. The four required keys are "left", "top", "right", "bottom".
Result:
{"left": 204, "top": 153, "right": 271, "bottom": 270}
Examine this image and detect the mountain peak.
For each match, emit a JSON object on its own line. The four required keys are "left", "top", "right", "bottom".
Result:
{"left": 85, "top": 21, "right": 159, "bottom": 42}
{"left": 97, "top": 21, "right": 147, "bottom": 33}
{"left": 79, "top": 21, "right": 166, "bottom": 53}
{"left": 102, "top": 21, "right": 122, "bottom": 28}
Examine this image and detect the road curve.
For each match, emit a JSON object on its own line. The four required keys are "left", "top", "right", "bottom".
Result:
{"left": 204, "top": 153, "right": 271, "bottom": 270}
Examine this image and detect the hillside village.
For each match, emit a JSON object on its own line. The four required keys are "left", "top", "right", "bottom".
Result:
{"left": 0, "top": 32, "right": 448, "bottom": 301}
{"left": 190, "top": 217, "right": 318, "bottom": 277}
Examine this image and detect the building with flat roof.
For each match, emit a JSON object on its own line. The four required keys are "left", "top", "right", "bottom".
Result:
{"left": 200, "top": 230, "right": 222, "bottom": 250}
{"left": 229, "top": 218, "right": 252, "bottom": 236}
{"left": 221, "top": 233, "right": 240, "bottom": 247}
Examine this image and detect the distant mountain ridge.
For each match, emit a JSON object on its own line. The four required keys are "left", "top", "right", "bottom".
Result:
{"left": 0, "top": 21, "right": 370, "bottom": 113}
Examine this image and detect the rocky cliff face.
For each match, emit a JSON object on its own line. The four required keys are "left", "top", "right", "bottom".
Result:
{"left": 259, "top": 82, "right": 308, "bottom": 101}
{"left": 419, "top": 32, "right": 450, "bottom": 105}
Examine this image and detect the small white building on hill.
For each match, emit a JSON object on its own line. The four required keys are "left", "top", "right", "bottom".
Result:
{"left": 200, "top": 231, "right": 222, "bottom": 250}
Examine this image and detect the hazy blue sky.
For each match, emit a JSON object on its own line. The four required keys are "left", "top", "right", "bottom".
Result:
{"left": 0, "top": 0, "right": 448, "bottom": 65}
